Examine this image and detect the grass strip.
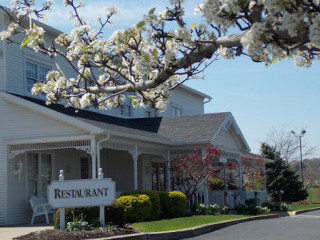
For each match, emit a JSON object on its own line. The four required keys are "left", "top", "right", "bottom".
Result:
{"left": 132, "top": 215, "right": 251, "bottom": 233}
{"left": 311, "top": 188, "right": 320, "bottom": 203}
{"left": 289, "top": 204, "right": 320, "bottom": 211}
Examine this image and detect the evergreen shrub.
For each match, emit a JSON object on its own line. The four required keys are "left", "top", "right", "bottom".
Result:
{"left": 117, "top": 194, "right": 151, "bottom": 222}
{"left": 120, "top": 190, "right": 160, "bottom": 219}
{"left": 105, "top": 200, "right": 126, "bottom": 227}
{"left": 158, "top": 191, "right": 187, "bottom": 217}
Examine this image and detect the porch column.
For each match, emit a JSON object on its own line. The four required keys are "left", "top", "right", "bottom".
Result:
{"left": 132, "top": 145, "right": 138, "bottom": 190}
{"left": 238, "top": 157, "right": 243, "bottom": 189}
{"left": 166, "top": 151, "right": 171, "bottom": 191}
{"left": 238, "top": 157, "right": 244, "bottom": 204}
{"left": 91, "top": 138, "right": 97, "bottom": 179}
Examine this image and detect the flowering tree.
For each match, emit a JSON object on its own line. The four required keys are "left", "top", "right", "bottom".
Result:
{"left": 241, "top": 155, "right": 265, "bottom": 191}
{"left": 1, "top": 0, "right": 320, "bottom": 110}
{"left": 170, "top": 144, "right": 224, "bottom": 200}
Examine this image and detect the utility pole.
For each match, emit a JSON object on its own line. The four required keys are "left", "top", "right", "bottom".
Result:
{"left": 291, "top": 130, "right": 306, "bottom": 184}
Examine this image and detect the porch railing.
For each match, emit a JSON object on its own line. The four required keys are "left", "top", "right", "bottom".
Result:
{"left": 188, "top": 191, "right": 205, "bottom": 208}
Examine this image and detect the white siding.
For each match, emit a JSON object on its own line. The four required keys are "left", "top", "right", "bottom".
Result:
{"left": 165, "top": 87, "right": 205, "bottom": 116}
{"left": 213, "top": 128, "right": 242, "bottom": 152}
{"left": 0, "top": 143, "right": 6, "bottom": 225}
{"left": 0, "top": 98, "right": 91, "bottom": 224}
{"left": 0, "top": 100, "right": 87, "bottom": 140}
{"left": 0, "top": 14, "right": 5, "bottom": 91}
{"left": 100, "top": 149, "right": 134, "bottom": 191}
{"left": 6, "top": 155, "right": 30, "bottom": 224}
{"left": 0, "top": 55, "right": 3, "bottom": 91}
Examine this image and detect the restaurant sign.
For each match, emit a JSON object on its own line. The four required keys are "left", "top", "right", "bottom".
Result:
{"left": 48, "top": 178, "right": 115, "bottom": 208}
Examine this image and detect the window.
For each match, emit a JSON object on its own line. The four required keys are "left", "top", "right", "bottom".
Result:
{"left": 26, "top": 61, "right": 50, "bottom": 93}
{"left": 145, "top": 107, "right": 157, "bottom": 118}
{"left": 119, "top": 99, "right": 132, "bottom": 117}
{"left": 26, "top": 153, "right": 52, "bottom": 200}
{"left": 152, "top": 162, "right": 166, "bottom": 191}
{"left": 80, "top": 157, "right": 90, "bottom": 179}
{"left": 171, "top": 106, "right": 182, "bottom": 116}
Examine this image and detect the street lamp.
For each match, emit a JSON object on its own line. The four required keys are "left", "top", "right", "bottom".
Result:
{"left": 291, "top": 130, "right": 306, "bottom": 184}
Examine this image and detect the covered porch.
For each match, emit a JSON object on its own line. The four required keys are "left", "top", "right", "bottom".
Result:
{"left": 6, "top": 135, "right": 170, "bottom": 224}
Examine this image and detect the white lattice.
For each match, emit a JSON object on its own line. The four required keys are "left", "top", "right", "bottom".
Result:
{"left": 9, "top": 140, "right": 91, "bottom": 159}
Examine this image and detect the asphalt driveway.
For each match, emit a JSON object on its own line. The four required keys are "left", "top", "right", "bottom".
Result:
{"left": 184, "top": 210, "right": 320, "bottom": 240}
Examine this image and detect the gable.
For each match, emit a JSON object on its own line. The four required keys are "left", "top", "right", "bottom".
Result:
{"left": 213, "top": 125, "right": 249, "bottom": 152}
{"left": 0, "top": 98, "right": 89, "bottom": 141}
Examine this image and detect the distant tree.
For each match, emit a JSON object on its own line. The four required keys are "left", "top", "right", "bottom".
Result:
{"left": 265, "top": 126, "right": 318, "bottom": 163}
{"left": 261, "top": 143, "right": 308, "bottom": 202}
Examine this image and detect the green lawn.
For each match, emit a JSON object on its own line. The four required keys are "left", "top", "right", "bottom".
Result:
{"left": 289, "top": 204, "right": 320, "bottom": 211}
{"left": 131, "top": 215, "right": 251, "bottom": 233}
{"left": 311, "top": 188, "right": 320, "bottom": 203}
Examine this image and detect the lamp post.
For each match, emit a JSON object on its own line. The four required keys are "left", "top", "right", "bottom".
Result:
{"left": 291, "top": 130, "right": 306, "bottom": 184}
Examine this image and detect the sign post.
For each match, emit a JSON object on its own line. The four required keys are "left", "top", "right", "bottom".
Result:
{"left": 48, "top": 168, "right": 115, "bottom": 231}
{"left": 98, "top": 168, "right": 105, "bottom": 227}
{"left": 59, "top": 170, "right": 65, "bottom": 231}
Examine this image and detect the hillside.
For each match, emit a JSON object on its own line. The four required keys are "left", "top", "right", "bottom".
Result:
{"left": 291, "top": 158, "right": 320, "bottom": 187}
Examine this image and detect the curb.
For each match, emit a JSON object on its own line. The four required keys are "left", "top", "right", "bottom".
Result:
{"left": 289, "top": 207, "right": 320, "bottom": 215}
{"left": 93, "top": 214, "right": 279, "bottom": 240}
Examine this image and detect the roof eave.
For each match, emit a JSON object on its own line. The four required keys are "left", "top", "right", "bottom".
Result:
{"left": 0, "top": 91, "right": 104, "bottom": 134}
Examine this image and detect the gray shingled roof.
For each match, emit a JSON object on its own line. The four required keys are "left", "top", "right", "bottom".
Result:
{"left": 157, "top": 112, "right": 230, "bottom": 143}
{"left": 11, "top": 93, "right": 230, "bottom": 145}
{"left": 78, "top": 112, "right": 230, "bottom": 144}
{"left": 78, "top": 117, "right": 171, "bottom": 142}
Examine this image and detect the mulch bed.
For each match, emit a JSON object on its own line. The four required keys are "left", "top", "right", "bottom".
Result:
{"left": 13, "top": 227, "right": 137, "bottom": 240}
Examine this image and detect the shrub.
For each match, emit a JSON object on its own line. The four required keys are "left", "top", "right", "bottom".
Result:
{"left": 120, "top": 190, "right": 160, "bottom": 219}
{"left": 66, "top": 213, "right": 89, "bottom": 231}
{"left": 117, "top": 194, "right": 151, "bottom": 222}
{"left": 261, "top": 201, "right": 290, "bottom": 211}
{"left": 235, "top": 198, "right": 270, "bottom": 215}
{"left": 195, "top": 203, "right": 229, "bottom": 215}
{"left": 105, "top": 200, "right": 125, "bottom": 227}
{"left": 54, "top": 207, "right": 99, "bottom": 229}
{"left": 299, "top": 200, "right": 311, "bottom": 205}
{"left": 158, "top": 191, "right": 187, "bottom": 218}
{"left": 235, "top": 204, "right": 269, "bottom": 215}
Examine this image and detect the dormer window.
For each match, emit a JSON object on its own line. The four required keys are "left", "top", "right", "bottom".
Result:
{"left": 171, "top": 105, "right": 182, "bottom": 116}
{"left": 26, "top": 61, "right": 50, "bottom": 94}
{"left": 145, "top": 107, "right": 158, "bottom": 118}
{"left": 118, "top": 97, "right": 132, "bottom": 117}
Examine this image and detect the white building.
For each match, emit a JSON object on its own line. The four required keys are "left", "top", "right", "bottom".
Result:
{"left": 0, "top": 7, "right": 267, "bottom": 225}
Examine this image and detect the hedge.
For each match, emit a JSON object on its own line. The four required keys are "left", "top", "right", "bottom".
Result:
{"left": 117, "top": 194, "right": 151, "bottom": 222}
{"left": 158, "top": 191, "right": 187, "bottom": 217}
{"left": 120, "top": 190, "right": 161, "bottom": 219}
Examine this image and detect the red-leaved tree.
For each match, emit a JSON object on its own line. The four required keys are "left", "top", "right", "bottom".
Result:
{"left": 170, "top": 144, "right": 224, "bottom": 200}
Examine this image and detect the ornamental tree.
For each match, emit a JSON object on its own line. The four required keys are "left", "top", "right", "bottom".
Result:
{"left": 170, "top": 144, "right": 224, "bottom": 200}
{"left": 1, "top": 0, "right": 320, "bottom": 110}
{"left": 241, "top": 155, "right": 265, "bottom": 191}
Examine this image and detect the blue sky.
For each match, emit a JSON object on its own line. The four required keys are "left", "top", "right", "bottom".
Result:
{"left": 1, "top": 0, "right": 319, "bottom": 156}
